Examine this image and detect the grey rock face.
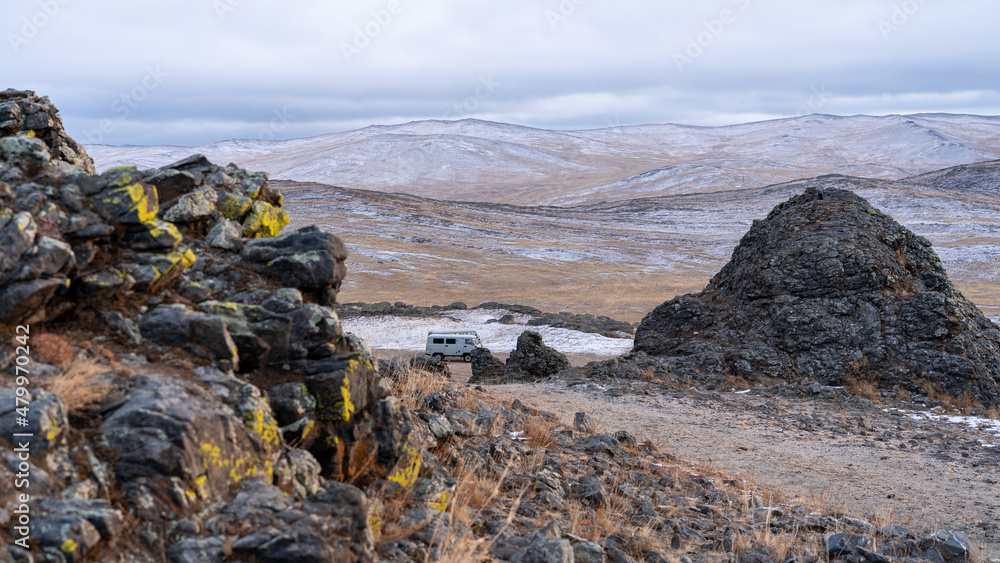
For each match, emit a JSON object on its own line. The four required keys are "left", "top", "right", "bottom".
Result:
{"left": 138, "top": 304, "right": 240, "bottom": 370}
{"left": 101, "top": 373, "right": 282, "bottom": 504}
{"left": 0, "top": 389, "right": 66, "bottom": 454}
{"left": 242, "top": 225, "right": 348, "bottom": 295}
{"left": 163, "top": 186, "right": 217, "bottom": 222}
{"left": 633, "top": 187, "right": 1000, "bottom": 402}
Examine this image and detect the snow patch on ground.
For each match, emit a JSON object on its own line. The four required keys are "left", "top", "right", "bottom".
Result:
{"left": 342, "top": 309, "right": 634, "bottom": 356}
{"left": 886, "top": 408, "right": 1000, "bottom": 446}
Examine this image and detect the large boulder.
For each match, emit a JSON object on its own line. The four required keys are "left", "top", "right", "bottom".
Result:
{"left": 633, "top": 185, "right": 1000, "bottom": 402}
{"left": 242, "top": 225, "right": 348, "bottom": 304}
{"left": 138, "top": 304, "right": 240, "bottom": 371}
{"left": 468, "top": 347, "right": 506, "bottom": 384}
{"left": 505, "top": 331, "right": 571, "bottom": 382}
{"left": 101, "top": 374, "right": 283, "bottom": 508}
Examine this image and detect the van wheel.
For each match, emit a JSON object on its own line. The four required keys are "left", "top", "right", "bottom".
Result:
{"left": 433, "top": 353, "right": 444, "bottom": 361}
{"left": 462, "top": 354, "right": 472, "bottom": 363}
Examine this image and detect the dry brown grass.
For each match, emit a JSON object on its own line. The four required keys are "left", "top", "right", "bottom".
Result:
{"left": 920, "top": 382, "right": 987, "bottom": 415}
{"left": 523, "top": 417, "right": 553, "bottom": 449}
{"left": 43, "top": 357, "right": 111, "bottom": 412}
{"left": 390, "top": 368, "right": 450, "bottom": 410}
{"left": 845, "top": 376, "right": 880, "bottom": 402}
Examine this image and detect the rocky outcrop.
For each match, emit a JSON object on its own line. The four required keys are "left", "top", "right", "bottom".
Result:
{"left": 469, "top": 331, "right": 570, "bottom": 384}
{"left": 632, "top": 187, "right": 1000, "bottom": 403}
{"left": 0, "top": 89, "right": 95, "bottom": 174}
{"left": 0, "top": 91, "right": 441, "bottom": 561}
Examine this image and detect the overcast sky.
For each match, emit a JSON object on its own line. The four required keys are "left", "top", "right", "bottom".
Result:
{"left": 3, "top": 0, "right": 998, "bottom": 145}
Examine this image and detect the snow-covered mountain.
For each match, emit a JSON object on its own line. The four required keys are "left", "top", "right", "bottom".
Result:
{"left": 86, "top": 113, "right": 1000, "bottom": 206}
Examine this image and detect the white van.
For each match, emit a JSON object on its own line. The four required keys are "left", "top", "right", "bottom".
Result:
{"left": 425, "top": 330, "right": 482, "bottom": 362}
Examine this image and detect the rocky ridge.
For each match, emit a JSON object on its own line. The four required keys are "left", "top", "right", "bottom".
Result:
{"left": 626, "top": 186, "right": 1000, "bottom": 404}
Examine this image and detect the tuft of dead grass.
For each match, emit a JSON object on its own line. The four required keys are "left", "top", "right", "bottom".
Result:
{"left": 845, "top": 376, "right": 880, "bottom": 402}
{"left": 43, "top": 357, "right": 110, "bottom": 412}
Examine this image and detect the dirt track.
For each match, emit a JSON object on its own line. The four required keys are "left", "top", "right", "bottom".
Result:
{"left": 423, "top": 355, "right": 1000, "bottom": 556}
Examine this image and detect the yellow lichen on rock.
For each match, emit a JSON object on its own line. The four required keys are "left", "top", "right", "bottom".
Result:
{"left": 242, "top": 201, "right": 290, "bottom": 238}
{"left": 429, "top": 491, "right": 449, "bottom": 512}
{"left": 387, "top": 446, "right": 422, "bottom": 489}
{"left": 340, "top": 372, "right": 356, "bottom": 422}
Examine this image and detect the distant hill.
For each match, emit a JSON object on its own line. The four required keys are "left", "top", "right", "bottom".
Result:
{"left": 906, "top": 160, "right": 1000, "bottom": 193}
{"left": 86, "top": 114, "right": 1000, "bottom": 206}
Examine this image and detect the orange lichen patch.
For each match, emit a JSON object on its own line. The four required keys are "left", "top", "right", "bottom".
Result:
{"left": 33, "top": 333, "right": 76, "bottom": 367}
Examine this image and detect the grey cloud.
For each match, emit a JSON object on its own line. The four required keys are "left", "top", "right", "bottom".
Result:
{"left": 2, "top": 0, "right": 997, "bottom": 145}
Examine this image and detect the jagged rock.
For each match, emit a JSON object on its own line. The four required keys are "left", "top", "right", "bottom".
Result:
{"left": 269, "top": 382, "right": 317, "bottom": 427}
{"left": 919, "top": 530, "right": 978, "bottom": 563}
{"left": 510, "top": 538, "right": 575, "bottom": 563}
{"left": 138, "top": 304, "right": 239, "bottom": 370}
{"left": 504, "top": 331, "right": 570, "bottom": 382}
{"left": 0, "top": 90, "right": 95, "bottom": 174}
{"left": 205, "top": 217, "right": 242, "bottom": 250}
{"left": 122, "top": 219, "right": 182, "bottom": 251}
{"left": 468, "top": 347, "right": 506, "bottom": 384}
{"left": 216, "top": 190, "right": 253, "bottom": 221}
{"left": 573, "top": 540, "right": 607, "bottom": 563}
{"left": 242, "top": 200, "right": 289, "bottom": 238}
{"left": 633, "top": 187, "right": 1000, "bottom": 403}
{"left": 33, "top": 499, "right": 124, "bottom": 548}
{"left": 166, "top": 537, "right": 226, "bottom": 563}
{"left": 199, "top": 301, "right": 291, "bottom": 372}
{"left": 30, "top": 513, "right": 102, "bottom": 563}
{"left": 409, "top": 355, "right": 450, "bottom": 377}
{"left": 0, "top": 136, "right": 50, "bottom": 178}
{"left": 236, "top": 482, "right": 376, "bottom": 563}
{"left": 91, "top": 170, "right": 158, "bottom": 225}
{"left": 101, "top": 374, "right": 282, "bottom": 507}
{"left": 242, "top": 225, "right": 347, "bottom": 296}
{"left": 262, "top": 288, "right": 304, "bottom": 313}
{"left": 0, "top": 212, "right": 38, "bottom": 281}
{"left": 0, "top": 277, "right": 68, "bottom": 325}
{"left": 8, "top": 236, "right": 75, "bottom": 282}
{"left": 145, "top": 168, "right": 198, "bottom": 204}
{"left": 163, "top": 186, "right": 217, "bottom": 222}
{"left": 0, "top": 389, "right": 67, "bottom": 454}
{"left": 827, "top": 532, "right": 872, "bottom": 558}
{"left": 378, "top": 356, "right": 411, "bottom": 381}
{"left": 274, "top": 448, "right": 322, "bottom": 499}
